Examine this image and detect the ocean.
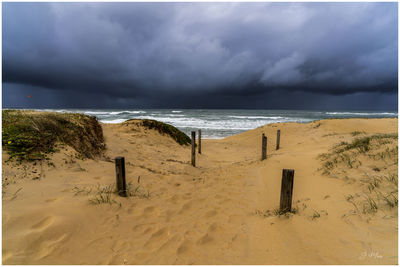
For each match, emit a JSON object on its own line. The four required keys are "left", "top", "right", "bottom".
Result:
{"left": 35, "top": 109, "right": 397, "bottom": 139}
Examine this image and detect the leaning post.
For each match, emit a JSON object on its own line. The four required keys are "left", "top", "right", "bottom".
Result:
{"left": 280, "top": 169, "right": 295, "bottom": 213}
{"left": 276, "top": 130, "right": 281, "bottom": 150}
{"left": 115, "top": 156, "right": 127, "bottom": 197}
{"left": 191, "top": 131, "right": 196, "bottom": 167}
{"left": 261, "top": 133, "right": 267, "bottom": 160}
{"left": 198, "top": 129, "right": 202, "bottom": 154}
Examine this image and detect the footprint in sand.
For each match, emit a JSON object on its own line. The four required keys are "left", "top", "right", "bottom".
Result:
{"left": 143, "top": 226, "right": 154, "bottom": 234}
{"left": 197, "top": 232, "right": 214, "bottom": 245}
{"left": 142, "top": 206, "right": 159, "bottom": 217}
{"left": 131, "top": 222, "right": 155, "bottom": 233}
{"left": 111, "top": 240, "right": 131, "bottom": 253}
{"left": 126, "top": 203, "right": 137, "bottom": 214}
{"left": 34, "top": 233, "right": 67, "bottom": 260}
{"left": 204, "top": 210, "right": 218, "bottom": 218}
{"left": 165, "top": 209, "right": 176, "bottom": 222}
{"left": 178, "top": 201, "right": 193, "bottom": 214}
{"left": 176, "top": 239, "right": 191, "bottom": 254}
{"left": 107, "top": 253, "right": 125, "bottom": 265}
{"left": 132, "top": 224, "right": 146, "bottom": 232}
{"left": 157, "top": 234, "right": 179, "bottom": 252}
{"left": 207, "top": 222, "right": 221, "bottom": 233}
{"left": 214, "top": 194, "right": 224, "bottom": 199}
{"left": 31, "top": 216, "right": 54, "bottom": 231}
{"left": 143, "top": 227, "right": 169, "bottom": 249}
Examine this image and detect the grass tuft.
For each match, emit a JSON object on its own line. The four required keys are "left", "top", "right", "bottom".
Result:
{"left": 362, "top": 196, "right": 378, "bottom": 214}
{"left": 319, "top": 133, "right": 397, "bottom": 176}
{"left": 88, "top": 184, "right": 115, "bottom": 205}
{"left": 126, "top": 182, "right": 151, "bottom": 199}
{"left": 351, "top": 131, "right": 365, "bottom": 136}
{"left": 344, "top": 137, "right": 371, "bottom": 153}
{"left": 255, "top": 207, "right": 298, "bottom": 218}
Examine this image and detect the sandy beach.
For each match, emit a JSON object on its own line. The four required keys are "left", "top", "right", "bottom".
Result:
{"left": 2, "top": 116, "right": 398, "bottom": 264}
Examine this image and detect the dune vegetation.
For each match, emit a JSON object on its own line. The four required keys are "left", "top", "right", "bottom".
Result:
{"left": 2, "top": 110, "right": 105, "bottom": 161}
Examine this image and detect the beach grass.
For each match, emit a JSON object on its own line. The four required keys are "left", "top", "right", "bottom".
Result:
{"left": 2, "top": 110, "right": 105, "bottom": 161}
{"left": 319, "top": 133, "right": 398, "bottom": 217}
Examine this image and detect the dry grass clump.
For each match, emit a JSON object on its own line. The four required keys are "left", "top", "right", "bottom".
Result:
{"left": 88, "top": 184, "right": 116, "bottom": 205}
{"left": 319, "top": 133, "right": 397, "bottom": 175}
{"left": 2, "top": 110, "right": 105, "bottom": 161}
{"left": 71, "top": 182, "right": 151, "bottom": 206}
{"left": 319, "top": 133, "right": 398, "bottom": 218}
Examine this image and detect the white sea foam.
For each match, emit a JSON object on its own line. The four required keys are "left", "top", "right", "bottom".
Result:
{"left": 84, "top": 111, "right": 109, "bottom": 115}
{"left": 134, "top": 115, "right": 313, "bottom": 132}
{"left": 100, "top": 119, "right": 127, "bottom": 124}
{"left": 172, "top": 110, "right": 183, "bottom": 113}
{"left": 228, "top": 115, "right": 285, "bottom": 119}
{"left": 109, "top": 110, "right": 146, "bottom": 115}
{"left": 54, "top": 109, "right": 70, "bottom": 113}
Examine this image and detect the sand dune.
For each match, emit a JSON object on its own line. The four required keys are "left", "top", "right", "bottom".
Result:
{"left": 2, "top": 118, "right": 398, "bottom": 264}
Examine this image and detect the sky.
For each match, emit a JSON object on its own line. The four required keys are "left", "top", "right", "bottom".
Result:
{"left": 2, "top": 2, "right": 398, "bottom": 110}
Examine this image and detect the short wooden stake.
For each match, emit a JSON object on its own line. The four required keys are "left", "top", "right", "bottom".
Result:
{"left": 280, "top": 169, "right": 294, "bottom": 213}
{"left": 191, "top": 131, "right": 196, "bottom": 167}
{"left": 276, "top": 130, "right": 281, "bottom": 150}
{"left": 198, "top": 129, "right": 202, "bottom": 154}
{"left": 261, "top": 133, "right": 267, "bottom": 160}
{"left": 115, "top": 157, "right": 127, "bottom": 197}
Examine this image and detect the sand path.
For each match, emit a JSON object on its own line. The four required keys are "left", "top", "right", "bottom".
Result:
{"left": 2, "top": 118, "right": 398, "bottom": 264}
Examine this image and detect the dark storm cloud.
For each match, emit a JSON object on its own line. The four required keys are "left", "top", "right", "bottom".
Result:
{"left": 2, "top": 2, "right": 398, "bottom": 108}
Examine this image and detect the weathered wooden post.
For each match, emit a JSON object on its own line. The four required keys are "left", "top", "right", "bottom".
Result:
{"left": 198, "top": 129, "right": 202, "bottom": 154}
{"left": 280, "top": 169, "right": 294, "bottom": 213}
{"left": 261, "top": 133, "right": 267, "bottom": 160}
{"left": 115, "top": 157, "right": 127, "bottom": 197}
{"left": 276, "top": 130, "right": 281, "bottom": 150}
{"left": 191, "top": 131, "right": 196, "bottom": 167}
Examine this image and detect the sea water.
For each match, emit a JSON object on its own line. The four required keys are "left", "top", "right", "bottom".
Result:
{"left": 34, "top": 109, "right": 397, "bottom": 139}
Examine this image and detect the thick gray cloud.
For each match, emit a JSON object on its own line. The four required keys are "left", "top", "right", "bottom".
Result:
{"left": 2, "top": 2, "right": 398, "bottom": 109}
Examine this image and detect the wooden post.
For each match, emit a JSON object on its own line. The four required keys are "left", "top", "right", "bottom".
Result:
{"left": 276, "top": 130, "right": 281, "bottom": 150}
{"left": 261, "top": 133, "right": 267, "bottom": 160}
{"left": 115, "top": 157, "right": 127, "bottom": 197}
{"left": 280, "top": 169, "right": 294, "bottom": 213}
{"left": 191, "top": 131, "right": 196, "bottom": 167}
{"left": 198, "top": 129, "right": 202, "bottom": 154}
